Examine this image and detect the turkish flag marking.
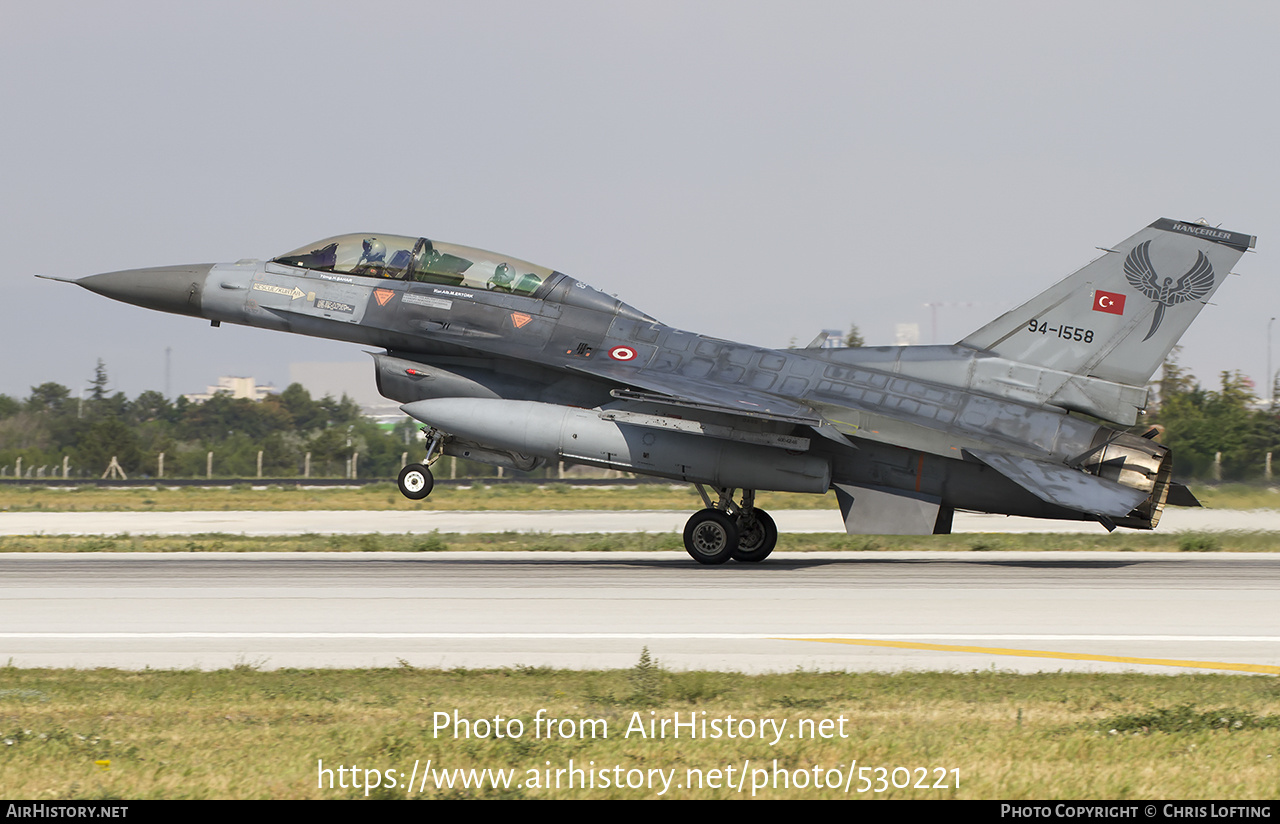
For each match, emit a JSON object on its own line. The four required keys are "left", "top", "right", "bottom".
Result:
{"left": 1093, "top": 290, "right": 1126, "bottom": 315}
{"left": 373, "top": 289, "right": 394, "bottom": 306}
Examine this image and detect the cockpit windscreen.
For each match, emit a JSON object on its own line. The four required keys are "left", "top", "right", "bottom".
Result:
{"left": 273, "top": 234, "right": 556, "bottom": 297}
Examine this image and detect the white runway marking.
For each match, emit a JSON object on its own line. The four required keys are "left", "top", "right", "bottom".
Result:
{"left": 3, "top": 551, "right": 1277, "bottom": 672}
{"left": 2, "top": 633, "right": 1277, "bottom": 642}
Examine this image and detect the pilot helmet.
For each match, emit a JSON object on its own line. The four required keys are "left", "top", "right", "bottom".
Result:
{"left": 491, "top": 263, "right": 514, "bottom": 286}
{"left": 362, "top": 238, "right": 386, "bottom": 262}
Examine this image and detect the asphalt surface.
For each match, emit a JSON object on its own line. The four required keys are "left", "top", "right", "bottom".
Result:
{"left": 2, "top": 549, "right": 1277, "bottom": 674}
{"left": 4, "top": 507, "right": 1280, "bottom": 535}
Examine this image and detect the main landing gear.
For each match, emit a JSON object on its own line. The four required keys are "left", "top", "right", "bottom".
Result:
{"left": 683, "top": 486, "right": 778, "bottom": 565}
{"left": 397, "top": 428, "right": 444, "bottom": 501}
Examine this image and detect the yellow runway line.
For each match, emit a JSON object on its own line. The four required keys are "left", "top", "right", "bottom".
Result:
{"left": 791, "top": 637, "right": 1280, "bottom": 675}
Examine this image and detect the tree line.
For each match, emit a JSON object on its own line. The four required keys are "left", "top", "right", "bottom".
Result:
{"left": 1143, "top": 352, "right": 1280, "bottom": 481}
{"left": 3, "top": 354, "right": 1280, "bottom": 482}
{"left": 0, "top": 362, "right": 423, "bottom": 479}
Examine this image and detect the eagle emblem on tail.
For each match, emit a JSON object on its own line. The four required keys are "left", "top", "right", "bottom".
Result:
{"left": 1123, "top": 240, "right": 1215, "bottom": 341}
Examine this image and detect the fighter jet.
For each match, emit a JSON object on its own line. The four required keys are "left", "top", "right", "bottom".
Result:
{"left": 45, "top": 219, "right": 1254, "bottom": 563}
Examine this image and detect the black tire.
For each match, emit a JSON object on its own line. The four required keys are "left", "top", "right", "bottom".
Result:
{"left": 397, "top": 463, "right": 434, "bottom": 500}
{"left": 683, "top": 509, "right": 738, "bottom": 565}
{"left": 732, "top": 509, "right": 777, "bottom": 562}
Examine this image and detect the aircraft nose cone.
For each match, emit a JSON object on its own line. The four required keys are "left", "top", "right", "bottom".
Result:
{"left": 76, "top": 264, "right": 214, "bottom": 317}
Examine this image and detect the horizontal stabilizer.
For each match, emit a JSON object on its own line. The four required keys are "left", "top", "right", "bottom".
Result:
{"left": 965, "top": 448, "right": 1148, "bottom": 517}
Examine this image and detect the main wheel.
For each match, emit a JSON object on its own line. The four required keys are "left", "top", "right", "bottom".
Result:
{"left": 732, "top": 509, "right": 777, "bottom": 562}
{"left": 683, "top": 509, "right": 738, "bottom": 565}
{"left": 397, "top": 463, "right": 434, "bottom": 500}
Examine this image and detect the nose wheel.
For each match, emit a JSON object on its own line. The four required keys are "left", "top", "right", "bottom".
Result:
{"left": 397, "top": 427, "right": 445, "bottom": 501}
{"left": 398, "top": 464, "right": 434, "bottom": 500}
{"left": 682, "top": 486, "right": 778, "bottom": 564}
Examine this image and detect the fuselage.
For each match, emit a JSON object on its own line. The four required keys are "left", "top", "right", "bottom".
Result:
{"left": 74, "top": 231, "right": 1165, "bottom": 527}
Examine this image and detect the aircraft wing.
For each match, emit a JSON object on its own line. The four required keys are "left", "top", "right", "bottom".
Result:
{"left": 566, "top": 362, "right": 821, "bottom": 424}
{"left": 564, "top": 362, "right": 859, "bottom": 448}
{"left": 964, "top": 448, "right": 1149, "bottom": 518}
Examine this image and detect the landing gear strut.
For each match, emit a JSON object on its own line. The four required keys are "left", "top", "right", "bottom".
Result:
{"left": 682, "top": 486, "right": 778, "bottom": 565}
{"left": 397, "top": 428, "right": 445, "bottom": 501}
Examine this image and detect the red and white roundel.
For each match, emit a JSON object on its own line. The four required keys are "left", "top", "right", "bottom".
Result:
{"left": 609, "top": 346, "right": 637, "bottom": 361}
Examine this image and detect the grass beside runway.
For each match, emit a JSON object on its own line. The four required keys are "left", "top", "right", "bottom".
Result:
{"left": 1, "top": 481, "right": 1277, "bottom": 513}
{"left": 0, "top": 482, "right": 718, "bottom": 513}
{"left": 1, "top": 662, "right": 1277, "bottom": 799}
{"left": 2, "top": 530, "right": 1280, "bottom": 552}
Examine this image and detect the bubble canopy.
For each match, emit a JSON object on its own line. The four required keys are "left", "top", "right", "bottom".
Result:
{"left": 273, "top": 233, "right": 558, "bottom": 297}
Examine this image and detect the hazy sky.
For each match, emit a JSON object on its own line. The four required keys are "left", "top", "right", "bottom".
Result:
{"left": 4, "top": 1, "right": 1278, "bottom": 402}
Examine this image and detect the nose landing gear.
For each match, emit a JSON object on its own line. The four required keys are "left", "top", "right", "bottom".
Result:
{"left": 397, "top": 428, "right": 445, "bottom": 501}
{"left": 682, "top": 486, "right": 778, "bottom": 565}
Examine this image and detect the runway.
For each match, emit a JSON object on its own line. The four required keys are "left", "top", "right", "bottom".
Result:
{"left": 4, "top": 507, "right": 1280, "bottom": 535}
{"left": 2, "top": 550, "right": 1277, "bottom": 674}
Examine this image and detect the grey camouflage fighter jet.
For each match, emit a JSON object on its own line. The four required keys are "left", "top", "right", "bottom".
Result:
{"left": 44, "top": 219, "right": 1254, "bottom": 564}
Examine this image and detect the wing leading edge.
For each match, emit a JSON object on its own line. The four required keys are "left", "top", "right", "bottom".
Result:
{"left": 567, "top": 361, "right": 858, "bottom": 448}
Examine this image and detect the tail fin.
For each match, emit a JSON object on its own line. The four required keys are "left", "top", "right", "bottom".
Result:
{"left": 959, "top": 219, "right": 1254, "bottom": 387}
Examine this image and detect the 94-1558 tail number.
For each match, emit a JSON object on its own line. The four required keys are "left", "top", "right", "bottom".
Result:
{"left": 1028, "top": 319, "right": 1093, "bottom": 343}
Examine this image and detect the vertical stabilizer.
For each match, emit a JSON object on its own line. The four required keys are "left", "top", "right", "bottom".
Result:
{"left": 959, "top": 219, "right": 1254, "bottom": 387}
